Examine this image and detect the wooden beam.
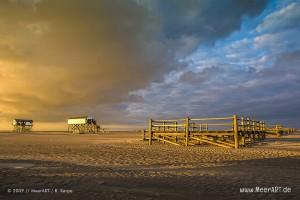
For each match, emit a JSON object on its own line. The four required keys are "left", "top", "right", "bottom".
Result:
{"left": 233, "top": 114, "right": 239, "bottom": 149}
{"left": 185, "top": 117, "right": 190, "bottom": 146}
{"left": 152, "top": 124, "right": 185, "bottom": 127}
{"left": 191, "top": 123, "right": 232, "bottom": 126}
{"left": 190, "top": 117, "right": 233, "bottom": 121}
{"left": 153, "top": 136, "right": 181, "bottom": 146}
{"left": 153, "top": 132, "right": 186, "bottom": 136}
{"left": 191, "top": 132, "right": 234, "bottom": 136}
{"left": 149, "top": 119, "right": 152, "bottom": 145}
{"left": 200, "top": 136, "right": 236, "bottom": 148}
{"left": 163, "top": 135, "right": 183, "bottom": 142}
{"left": 190, "top": 137, "right": 232, "bottom": 148}
{"left": 152, "top": 119, "right": 184, "bottom": 122}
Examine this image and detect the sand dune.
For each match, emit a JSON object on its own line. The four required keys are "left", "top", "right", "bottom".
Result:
{"left": 0, "top": 131, "right": 299, "bottom": 199}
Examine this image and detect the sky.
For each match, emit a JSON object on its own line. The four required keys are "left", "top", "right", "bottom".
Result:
{"left": 0, "top": 0, "right": 299, "bottom": 130}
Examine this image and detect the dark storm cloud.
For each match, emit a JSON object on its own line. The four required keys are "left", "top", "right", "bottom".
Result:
{"left": 159, "top": 0, "right": 268, "bottom": 40}
{"left": 125, "top": 1, "right": 300, "bottom": 128}
{"left": 0, "top": 0, "right": 268, "bottom": 124}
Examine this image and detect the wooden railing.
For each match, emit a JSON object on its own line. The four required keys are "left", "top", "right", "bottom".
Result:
{"left": 147, "top": 115, "right": 298, "bottom": 148}
{"left": 266, "top": 124, "right": 297, "bottom": 136}
{"left": 147, "top": 115, "right": 268, "bottom": 149}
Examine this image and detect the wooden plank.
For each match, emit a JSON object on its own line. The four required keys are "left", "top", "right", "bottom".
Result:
{"left": 200, "top": 136, "right": 236, "bottom": 148}
{"left": 163, "top": 135, "right": 183, "bottom": 142}
{"left": 185, "top": 117, "right": 190, "bottom": 146}
{"left": 152, "top": 124, "right": 185, "bottom": 127}
{"left": 153, "top": 131, "right": 234, "bottom": 136}
{"left": 191, "top": 132, "right": 234, "bottom": 136}
{"left": 190, "top": 117, "right": 233, "bottom": 121}
{"left": 192, "top": 130, "right": 234, "bottom": 133}
{"left": 152, "top": 119, "right": 184, "bottom": 122}
{"left": 153, "top": 136, "right": 181, "bottom": 146}
{"left": 192, "top": 123, "right": 232, "bottom": 126}
{"left": 153, "top": 132, "right": 185, "bottom": 136}
{"left": 149, "top": 119, "right": 152, "bottom": 145}
{"left": 190, "top": 137, "right": 232, "bottom": 148}
{"left": 233, "top": 114, "right": 239, "bottom": 149}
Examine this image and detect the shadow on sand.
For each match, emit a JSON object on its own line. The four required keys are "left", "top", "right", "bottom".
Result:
{"left": 0, "top": 156, "right": 299, "bottom": 200}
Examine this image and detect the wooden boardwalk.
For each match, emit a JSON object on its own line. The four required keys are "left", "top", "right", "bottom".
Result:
{"left": 266, "top": 124, "right": 297, "bottom": 136}
{"left": 146, "top": 115, "right": 296, "bottom": 149}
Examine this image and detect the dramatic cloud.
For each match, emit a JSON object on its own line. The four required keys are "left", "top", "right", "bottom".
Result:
{"left": 127, "top": 50, "right": 300, "bottom": 126}
{"left": 126, "top": 0, "right": 300, "bottom": 128}
{"left": 256, "top": 2, "right": 300, "bottom": 33}
{"left": 0, "top": 0, "right": 170, "bottom": 123}
{"left": 0, "top": 0, "right": 269, "bottom": 129}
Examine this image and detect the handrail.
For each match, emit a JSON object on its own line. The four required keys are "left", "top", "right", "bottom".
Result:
{"left": 190, "top": 117, "right": 233, "bottom": 121}
{"left": 152, "top": 119, "right": 185, "bottom": 122}
{"left": 191, "top": 123, "right": 232, "bottom": 126}
{"left": 152, "top": 124, "right": 185, "bottom": 127}
{"left": 147, "top": 114, "right": 296, "bottom": 148}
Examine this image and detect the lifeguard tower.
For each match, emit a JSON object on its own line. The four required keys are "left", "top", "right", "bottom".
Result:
{"left": 12, "top": 119, "right": 33, "bottom": 132}
{"left": 67, "top": 116, "right": 103, "bottom": 134}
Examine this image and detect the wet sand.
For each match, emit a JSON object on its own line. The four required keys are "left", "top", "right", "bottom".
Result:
{"left": 0, "top": 131, "right": 299, "bottom": 200}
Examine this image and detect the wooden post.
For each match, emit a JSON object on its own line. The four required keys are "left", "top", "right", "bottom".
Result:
{"left": 251, "top": 119, "right": 255, "bottom": 140}
{"left": 141, "top": 129, "right": 145, "bottom": 141}
{"left": 260, "top": 121, "right": 264, "bottom": 140}
{"left": 175, "top": 121, "right": 177, "bottom": 132}
{"left": 254, "top": 121, "right": 257, "bottom": 140}
{"left": 241, "top": 117, "right": 244, "bottom": 132}
{"left": 233, "top": 114, "right": 239, "bottom": 149}
{"left": 149, "top": 119, "right": 153, "bottom": 145}
{"left": 262, "top": 121, "right": 266, "bottom": 139}
{"left": 241, "top": 136, "right": 245, "bottom": 146}
{"left": 162, "top": 121, "right": 165, "bottom": 144}
{"left": 258, "top": 121, "right": 261, "bottom": 140}
{"left": 185, "top": 117, "right": 190, "bottom": 146}
{"left": 276, "top": 125, "right": 280, "bottom": 136}
{"left": 246, "top": 117, "right": 250, "bottom": 131}
{"left": 240, "top": 117, "right": 245, "bottom": 145}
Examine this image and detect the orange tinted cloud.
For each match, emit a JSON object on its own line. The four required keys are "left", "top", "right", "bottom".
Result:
{"left": 0, "top": 0, "right": 268, "bottom": 129}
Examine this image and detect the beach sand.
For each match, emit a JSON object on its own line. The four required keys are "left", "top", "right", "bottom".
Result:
{"left": 0, "top": 131, "right": 299, "bottom": 200}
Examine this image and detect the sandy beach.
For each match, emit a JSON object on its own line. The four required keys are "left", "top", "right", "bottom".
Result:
{"left": 0, "top": 131, "right": 299, "bottom": 200}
